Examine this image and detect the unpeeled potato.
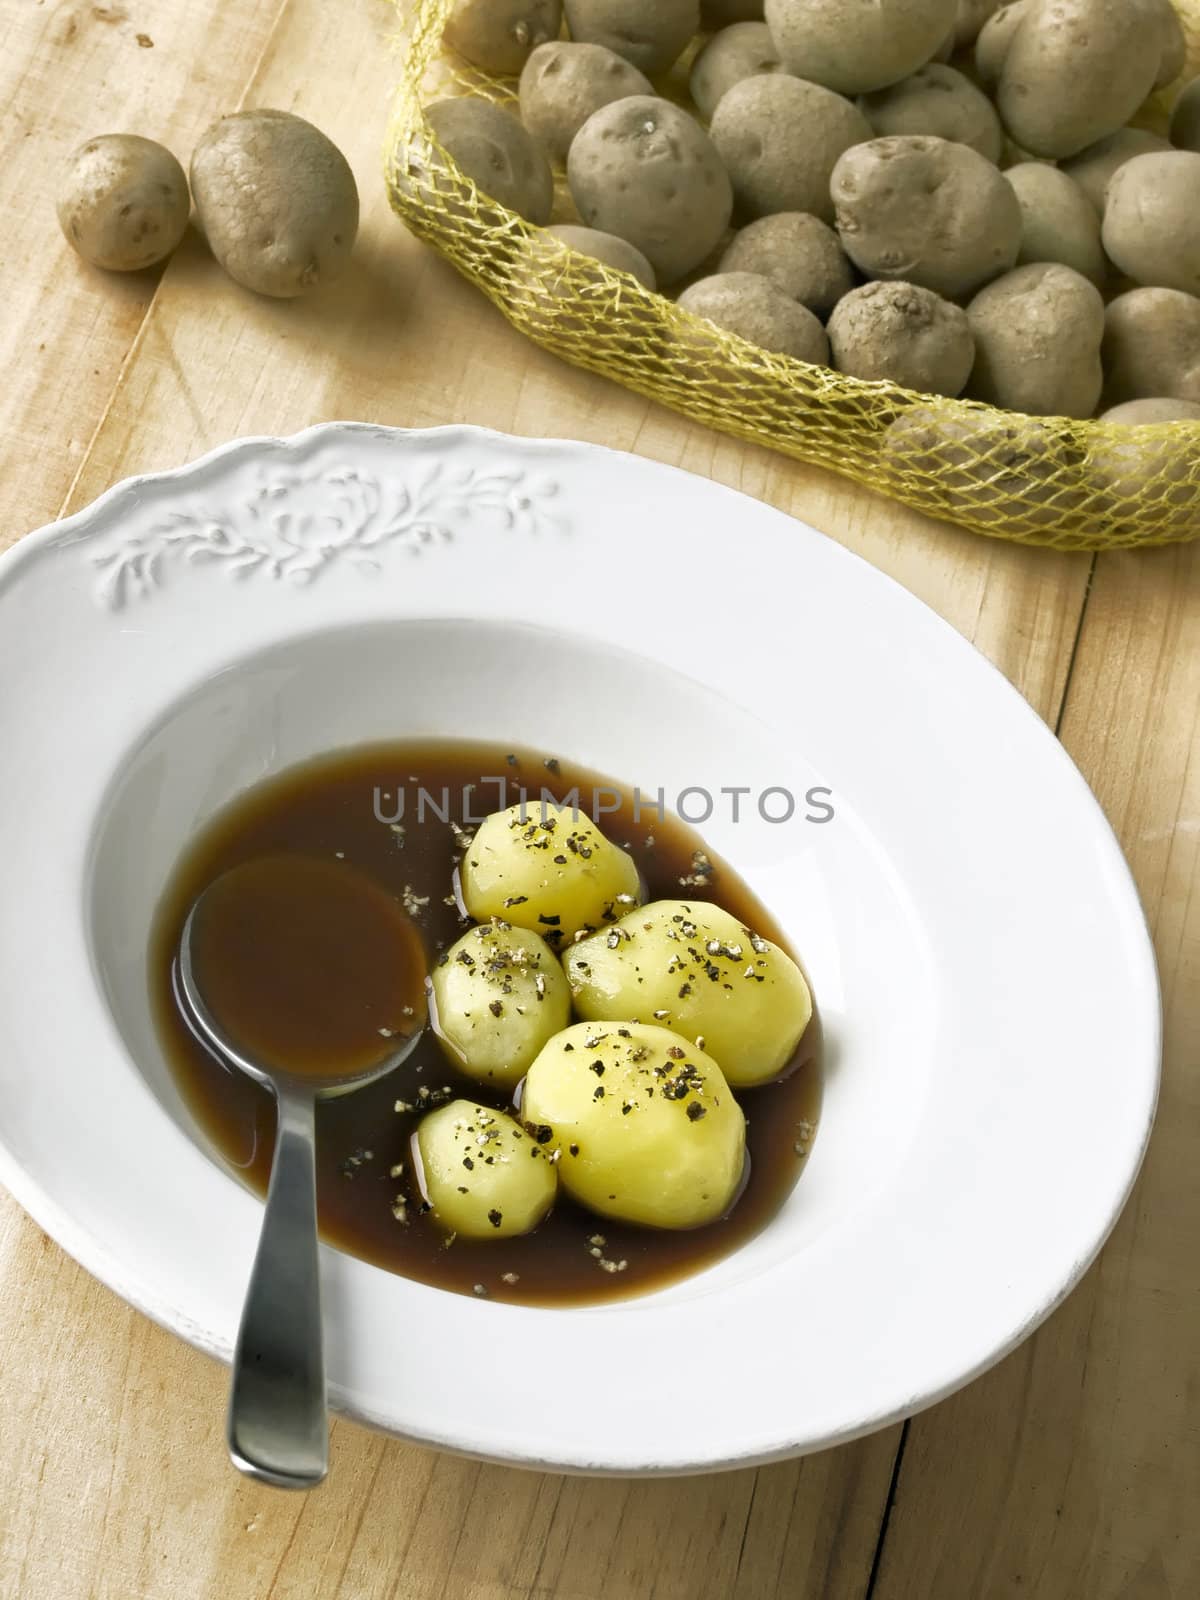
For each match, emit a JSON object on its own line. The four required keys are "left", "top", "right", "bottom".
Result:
{"left": 58, "top": 134, "right": 190, "bottom": 272}
{"left": 190, "top": 110, "right": 358, "bottom": 297}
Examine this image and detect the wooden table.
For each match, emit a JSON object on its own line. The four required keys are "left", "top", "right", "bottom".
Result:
{"left": 1, "top": 4, "right": 1196, "bottom": 1596}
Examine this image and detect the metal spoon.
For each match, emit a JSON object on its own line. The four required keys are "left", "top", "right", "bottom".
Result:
{"left": 177, "top": 856, "right": 426, "bottom": 1491}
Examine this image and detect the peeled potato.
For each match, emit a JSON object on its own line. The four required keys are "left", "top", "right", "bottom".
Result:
{"left": 564, "top": 900, "right": 811, "bottom": 1087}
{"left": 521, "top": 1021, "right": 746, "bottom": 1229}
{"left": 460, "top": 801, "right": 641, "bottom": 946}
{"left": 414, "top": 1099, "right": 557, "bottom": 1239}
{"left": 431, "top": 922, "right": 571, "bottom": 1091}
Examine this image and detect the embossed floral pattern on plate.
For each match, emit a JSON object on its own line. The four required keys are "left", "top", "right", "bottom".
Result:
{"left": 91, "top": 463, "right": 564, "bottom": 609}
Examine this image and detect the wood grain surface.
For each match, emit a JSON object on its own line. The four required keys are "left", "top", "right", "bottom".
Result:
{"left": 0, "top": 4, "right": 1192, "bottom": 1598}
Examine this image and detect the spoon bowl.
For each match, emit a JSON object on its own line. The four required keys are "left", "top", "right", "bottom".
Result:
{"left": 177, "top": 854, "right": 426, "bottom": 1489}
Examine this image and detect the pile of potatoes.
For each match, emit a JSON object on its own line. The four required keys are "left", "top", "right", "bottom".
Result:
{"left": 57, "top": 111, "right": 358, "bottom": 298}
{"left": 433, "top": 0, "right": 1200, "bottom": 429}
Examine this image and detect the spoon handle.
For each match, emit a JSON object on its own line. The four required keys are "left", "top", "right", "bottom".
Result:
{"left": 226, "top": 1086, "right": 328, "bottom": 1490}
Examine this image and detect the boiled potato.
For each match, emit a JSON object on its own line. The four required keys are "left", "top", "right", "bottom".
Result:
{"left": 966, "top": 263, "right": 1103, "bottom": 417}
{"left": 415, "top": 1100, "right": 557, "bottom": 1239}
{"left": 980, "top": 0, "right": 1163, "bottom": 160}
{"left": 563, "top": 0, "right": 699, "bottom": 75}
{"left": 710, "top": 75, "right": 871, "bottom": 223}
{"left": 564, "top": 900, "right": 812, "bottom": 1086}
{"left": 831, "top": 136, "right": 1021, "bottom": 300}
{"left": 431, "top": 923, "right": 571, "bottom": 1091}
{"left": 1061, "top": 127, "right": 1172, "bottom": 214}
{"left": 545, "top": 223, "right": 657, "bottom": 287}
{"left": 828, "top": 281, "right": 975, "bottom": 397}
{"left": 678, "top": 272, "right": 831, "bottom": 360}
{"left": 690, "top": 23, "right": 783, "bottom": 121}
{"left": 518, "top": 42, "right": 653, "bottom": 163}
{"left": 57, "top": 134, "right": 189, "bottom": 272}
{"left": 764, "top": 0, "right": 957, "bottom": 95}
{"left": 427, "top": 97, "right": 554, "bottom": 223}
{"left": 718, "top": 213, "right": 855, "bottom": 317}
{"left": 444, "top": 0, "right": 563, "bottom": 74}
{"left": 1103, "top": 153, "right": 1200, "bottom": 296}
{"left": 1102, "top": 288, "right": 1200, "bottom": 406}
{"left": 1005, "top": 164, "right": 1106, "bottom": 287}
{"left": 190, "top": 111, "right": 358, "bottom": 297}
{"left": 568, "top": 97, "right": 732, "bottom": 284}
{"left": 521, "top": 1021, "right": 746, "bottom": 1228}
{"left": 859, "top": 65, "right": 1003, "bottom": 164}
{"left": 460, "top": 801, "right": 641, "bottom": 946}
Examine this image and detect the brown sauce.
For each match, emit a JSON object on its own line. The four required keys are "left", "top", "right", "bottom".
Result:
{"left": 151, "top": 742, "right": 822, "bottom": 1306}
{"left": 184, "top": 855, "right": 427, "bottom": 1080}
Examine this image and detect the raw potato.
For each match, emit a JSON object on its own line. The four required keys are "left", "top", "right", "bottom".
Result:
{"left": 57, "top": 134, "right": 189, "bottom": 272}
{"left": 521, "top": 1022, "right": 747, "bottom": 1228}
{"left": 718, "top": 213, "right": 855, "bottom": 316}
{"left": 460, "top": 801, "right": 641, "bottom": 946}
{"left": 1005, "top": 163, "right": 1106, "bottom": 286}
{"left": 427, "top": 98, "right": 553, "bottom": 224}
{"left": 710, "top": 75, "right": 871, "bottom": 222}
{"left": 974, "top": 0, "right": 1029, "bottom": 88}
{"left": 690, "top": 23, "right": 783, "bottom": 122}
{"left": 981, "top": 0, "right": 1164, "bottom": 160}
{"left": 568, "top": 97, "right": 732, "bottom": 284}
{"left": 518, "top": 42, "right": 653, "bottom": 163}
{"left": 1102, "top": 287, "right": 1200, "bottom": 405}
{"left": 966, "top": 263, "right": 1104, "bottom": 416}
{"left": 828, "top": 281, "right": 974, "bottom": 396}
{"left": 702, "top": 0, "right": 764, "bottom": 21}
{"left": 678, "top": 272, "right": 830, "bottom": 360}
{"left": 931, "top": 26, "right": 957, "bottom": 61}
{"left": 1170, "top": 76, "right": 1200, "bottom": 152}
{"left": 831, "top": 136, "right": 1021, "bottom": 300}
{"left": 1152, "top": 0, "right": 1188, "bottom": 88}
{"left": 1103, "top": 153, "right": 1200, "bottom": 295}
{"left": 954, "top": 0, "right": 1003, "bottom": 47}
{"left": 444, "top": 0, "right": 563, "bottom": 75}
{"left": 1089, "top": 415, "right": 1199, "bottom": 531}
{"left": 764, "top": 0, "right": 957, "bottom": 94}
{"left": 564, "top": 900, "right": 813, "bottom": 1087}
{"left": 190, "top": 111, "right": 357, "bottom": 297}
{"left": 414, "top": 1100, "right": 557, "bottom": 1239}
{"left": 431, "top": 923, "right": 571, "bottom": 1091}
{"left": 1062, "top": 128, "right": 1172, "bottom": 214}
{"left": 1100, "top": 398, "right": 1200, "bottom": 423}
{"left": 883, "top": 406, "right": 1083, "bottom": 529}
{"left": 859, "top": 65, "right": 1004, "bottom": 164}
{"left": 546, "top": 223, "right": 657, "bottom": 286}
{"left": 562, "top": 0, "right": 699, "bottom": 75}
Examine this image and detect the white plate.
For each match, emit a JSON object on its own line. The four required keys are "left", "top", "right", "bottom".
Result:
{"left": 0, "top": 424, "right": 1159, "bottom": 1475}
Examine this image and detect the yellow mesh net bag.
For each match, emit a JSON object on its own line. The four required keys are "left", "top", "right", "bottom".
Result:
{"left": 385, "top": 0, "right": 1200, "bottom": 551}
